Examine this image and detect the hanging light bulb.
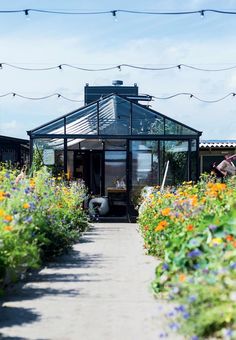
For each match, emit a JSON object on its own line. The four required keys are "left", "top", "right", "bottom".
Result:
{"left": 117, "top": 65, "right": 122, "bottom": 71}
{"left": 111, "top": 10, "right": 118, "bottom": 22}
{"left": 24, "top": 9, "right": 30, "bottom": 20}
{"left": 200, "top": 10, "right": 205, "bottom": 18}
{"left": 58, "top": 65, "right": 63, "bottom": 71}
{"left": 0, "top": 64, "right": 2, "bottom": 69}
{"left": 177, "top": 64, "right": 181, "bottom": 70}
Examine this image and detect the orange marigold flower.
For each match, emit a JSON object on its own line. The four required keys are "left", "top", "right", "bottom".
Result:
{"left": 29, "top": 179, "right": 35, "bottom": 187}
{"left": 232, "top": 241, "right": 236, "bottom": 248}
{"left": 179, "top": 274, "right": 186, "bottom": 282}
{"left": 23, "top": 203, "right": 30, "bottom": 209}
{"left": 144, "top": 225, "right": 149, "bottom": 231}
{"left": 226, "top": 235, "right": 234, "bottom": 242}
{"left": 186, "top": 225, "right": 194, "bottom": 231}
{"left": 161, "top": 208, "right": 171, "bottom": 216}
{"left": 155, "top": 220, "right": 168, "bottom": 232}
{"left": 4, "top": 225, "right": 13, "bottom": 231}
{"left": 4, "top": 215, "right": 13, "bottom": 222}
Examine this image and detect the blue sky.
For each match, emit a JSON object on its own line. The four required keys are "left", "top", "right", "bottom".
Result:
{"left": 0, "top": 0, "right": 236, "bottom": 140}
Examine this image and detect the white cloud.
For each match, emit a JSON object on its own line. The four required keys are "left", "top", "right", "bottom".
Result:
{"left": 0, "top": 10, "right": 236, "bottom": 140}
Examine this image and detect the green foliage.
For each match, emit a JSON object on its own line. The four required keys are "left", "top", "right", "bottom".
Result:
{"left": 0, "top": 165, "right": 88, "bottom": 289}
{"left": 139, "top": 177, "right": 236, "bottom": 339}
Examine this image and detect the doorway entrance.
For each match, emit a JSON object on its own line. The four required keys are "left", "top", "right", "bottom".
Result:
{"left": 74, "top": 150, "right": 103, "bottom": 196}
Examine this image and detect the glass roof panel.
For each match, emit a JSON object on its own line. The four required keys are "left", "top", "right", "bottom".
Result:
{"left": 30, "top": 94, "right": 200, "bottom": 138}
{"left": 99, "top": 96, "right": 131, "bottom": 135}
{"left": 66, "top": 103, "right": 98, "bottom": 135}
{"left": 165, "top": 118, "right": 198, "bottom": 135}
{"left": 132, "top": 104, "right": 164, "bottom": 135}
{"left": 32, "top": 118, "right": 64, "bottom": 135}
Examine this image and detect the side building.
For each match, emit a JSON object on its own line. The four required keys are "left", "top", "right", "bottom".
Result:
{"left": 0, "top": 135, "right": 29, "bottom": 167}
{"left": 199, "top": 140, "right": 236, "bottom": 173}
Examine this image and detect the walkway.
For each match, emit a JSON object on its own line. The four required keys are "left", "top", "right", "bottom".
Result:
{"left": 0, "top": 223, "right": 181, "bottom": 340}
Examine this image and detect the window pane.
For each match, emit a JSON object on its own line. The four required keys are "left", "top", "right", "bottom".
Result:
{"left": 130, "top": 140, "right": 159, "bottom": 206}
{"left": 99, "top": 96, "right": 131, "bottom": 135}
{"left": 105, "top": 151, "right": 126, "bottom": 194}
{"left": 165, "top": 119, "right": 198, "bottom": 135}
{"left": 105, "top": 139, "right": 126, "bottom": 150}
{"left": 160, "top": 140, "right": 189, "bottom": 185}
{"left": 132, "top": 104, "right": 164, "bottom": 135}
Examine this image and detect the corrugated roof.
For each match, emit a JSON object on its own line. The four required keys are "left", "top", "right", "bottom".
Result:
{"left": 200, "top": 140, "right": 236, "bottom": 148}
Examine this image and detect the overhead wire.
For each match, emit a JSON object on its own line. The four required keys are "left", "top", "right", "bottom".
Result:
{"left": 1, "top": 8, "right": 236, "bottom": 16}
{"left": 1, "top": 62, "right": 236, "bottom": 72}
{"left": 0, "top": 91, "right": 235, "bottom": 103}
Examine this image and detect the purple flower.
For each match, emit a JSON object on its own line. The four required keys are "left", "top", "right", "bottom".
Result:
{"left": 230, "top": 262, "right": 236, "bottom": 270}
{"left": 162, "top": 263, "right": 169, "bottom": 270}
{"left": 193, "top": 263, "right": 200, "bottom": 269}
{"left": 159, "top": 332, "right": 168, "bottom": 338}
{"left": 183, "top": 312, "right": 190, "bottom": 319}
{"left": 171, "top": 286, "right": 180, "bottom": 294}
{"left": 224, "top": 328, "right": 233, "bottom": 338}
{"left": 25, "top": 187, "right": 31, "bottom": 194}
{"left": 188, "top": 295, "right": 197, "bottom": 303}
{"left": 24, "top": 216, "right": 33, "bottom": 223}
{"left": 29, "top": 202, "right": 36, "bottom": 210}
{"left": 166, "top": 311, "right": 175, "bottom": 318}
{"left": 191, "top": 336, "right": 199, "bottom": 340}
{"left": 175, "top": 305, "right": 186, "bottom": 313}
{"left": 209, "top": 224, "right": 218, "bottom": 231}
{"left": 169, "top": 322, "right": 180, "bottom": 331}
{"left": 188, "top": 249, "right": 202, "bottom": 258}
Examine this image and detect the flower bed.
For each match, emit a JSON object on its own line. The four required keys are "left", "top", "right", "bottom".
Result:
{"left": 138, "top": 176, "right": 236, "bottom": 339}
{"left": 0, "top": 165, "right": 88, "bottom": 292}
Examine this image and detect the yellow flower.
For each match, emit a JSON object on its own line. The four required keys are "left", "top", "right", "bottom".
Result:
{"left": 23, "top": 203, "right": 30, "bottom": 209}
{"left": 4, "top": 215, "right": 13, "bottom": 222}
{"left": 161, "top": 208, "right": 171, "bottom": 216}
{"left": 4, "top": 225, "right": 13, "bottom": 231}
{"left": 210, "top": 238, "right": 222, "bottom": 246}
{"left": 155, "top": 220, "right": 168, "bottom": 232}
{"left": 0, "top": 209, "right": 5, "bottom": 217}
{"left": 179, "top": 274, "right": 186, "bottom": 282}
{"left": 29, "top": 179, "right": 35, "bottom": 187}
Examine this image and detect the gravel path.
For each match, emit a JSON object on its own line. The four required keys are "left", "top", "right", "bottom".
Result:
{"left": 0, "top": 223, "right": 181, "bottom": 340}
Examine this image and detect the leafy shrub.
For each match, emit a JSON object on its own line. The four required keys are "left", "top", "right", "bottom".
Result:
{"left": 0, "top": 165, "right": 88, "bottom": 289}
{"left": 139, "top": 177, "right": 236, "bottom": 339}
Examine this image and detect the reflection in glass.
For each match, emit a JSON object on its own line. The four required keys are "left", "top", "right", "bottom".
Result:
{"left": 131, "top": 140, "right": 159, "bottom": 206}
{"left": 132, "top": 104, "right": 164, "bottom": 135}
{"left": 105, "top": 151, "right": 126, "bottom": 194}
{"left": 99, "top": 96, "right": 131, "bottom": 135}
{"left": 160, "top": 140, "right": 188, "bottom": 185}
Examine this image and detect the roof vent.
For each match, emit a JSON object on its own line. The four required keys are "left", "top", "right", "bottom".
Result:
{"left": 112, "top": 80, "right": 123, "bottom": 86}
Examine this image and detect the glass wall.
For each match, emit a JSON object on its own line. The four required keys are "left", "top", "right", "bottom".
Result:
{"left": 130, "top": 140, "right": 159, "bottom": 206}
{"left": 32, "top": 138, "right": 64, "bottom": 175}
{"left": 160, "top": 140, "right": 188, "bottom": 186}
{"left": 104, "top": 151, "right": 126, "bottom": 194}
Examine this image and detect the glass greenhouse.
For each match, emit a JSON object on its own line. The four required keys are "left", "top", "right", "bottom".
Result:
{"left": 28, "top": 93, "right": 202, "bottom": 221}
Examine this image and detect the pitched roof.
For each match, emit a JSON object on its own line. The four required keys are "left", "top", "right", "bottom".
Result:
{"left": 28, "top": 94, "right": 201, "bottom": 137}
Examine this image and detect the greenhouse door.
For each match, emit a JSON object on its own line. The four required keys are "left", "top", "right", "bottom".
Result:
{"left": 74, "top": 150, "right": 103, "bottom": 196}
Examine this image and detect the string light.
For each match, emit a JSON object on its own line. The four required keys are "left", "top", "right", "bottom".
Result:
{"left": 111, "top": 10, "right": 118, "bottom": 21}
{"left": 0, "top": 8, "right": 236, "bottom": 16}
{"left": 152, "top": 92, "right": 235, "bottom": 103}
{"left": 1, "top": 62, "right": 236, "bottom": 72}
{"left": 0, "top": 91, "right": 234, "bottom": 103}
{"left": 0, "top": 92, "right": 83, "bottom": 102}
